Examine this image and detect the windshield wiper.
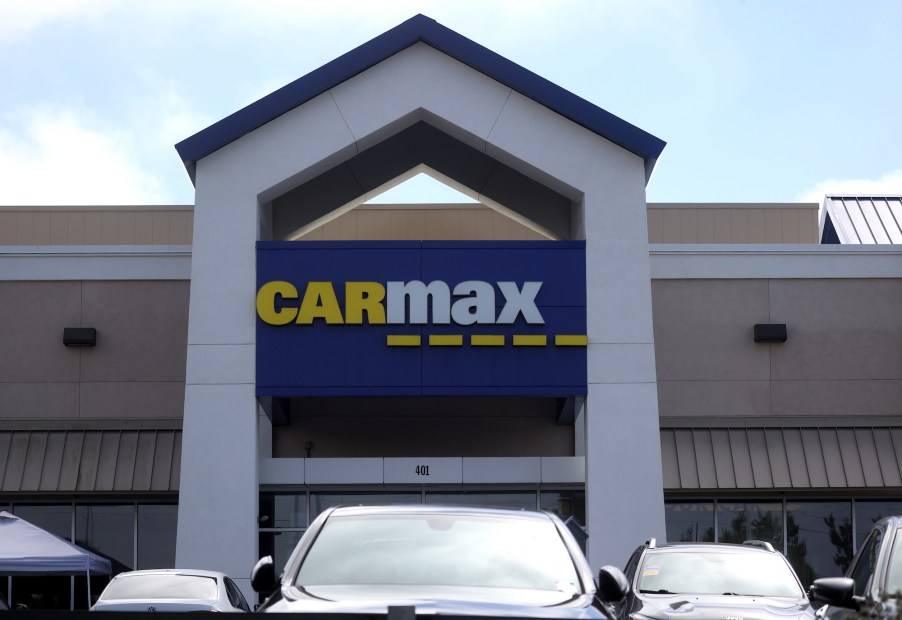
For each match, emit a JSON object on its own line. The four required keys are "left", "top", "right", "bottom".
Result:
{"left": 640, "top": 589, "right": 677, "bottom": 594}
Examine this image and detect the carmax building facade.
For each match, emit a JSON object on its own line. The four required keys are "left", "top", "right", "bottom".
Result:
{"left": 1, "top": 15, "right": 901, "bottom": 606}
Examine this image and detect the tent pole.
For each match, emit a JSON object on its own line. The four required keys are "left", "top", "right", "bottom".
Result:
{"left": 87, "top": 569, "right": 91, "bottom": 609}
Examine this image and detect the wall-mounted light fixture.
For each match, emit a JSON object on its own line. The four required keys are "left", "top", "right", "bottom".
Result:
{"left": 754, "top": 323, "right": 787, "bottom": 343}
{"left": 63, "top": 327, "right": 97, "bottom": 347}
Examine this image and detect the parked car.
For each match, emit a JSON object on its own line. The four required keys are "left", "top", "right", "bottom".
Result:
{"left": 91, "top": 568, "right": 250, "bottom": 612}
{"left": 251, "top": 504, "right": 629, "bottom": 617}
{"left": 809, "top": 515, "right": 902, "bottom": 619}
{"left": 618, "top": 538, "right": 813, "bottom": 620}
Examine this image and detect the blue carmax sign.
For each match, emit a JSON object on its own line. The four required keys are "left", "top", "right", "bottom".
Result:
{"left": 256, "top": 241, "right": 587, "bottom": 397}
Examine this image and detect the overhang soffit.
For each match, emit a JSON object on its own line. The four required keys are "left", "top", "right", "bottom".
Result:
{"left": 270, "top": 121, "right": 574, "bottom": 241}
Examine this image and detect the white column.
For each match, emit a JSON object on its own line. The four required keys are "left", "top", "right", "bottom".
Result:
{"left": 175, "top": 164, "right": 259, "bottom": 599}
{"left": 582, "top": 179, "right": 666, "bottom": 570}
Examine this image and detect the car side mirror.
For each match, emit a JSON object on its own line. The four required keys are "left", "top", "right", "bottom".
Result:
{"left": 251, "top": 555, "right": 279, "bottom": 595}
{"left": 598, "top": 565, "right": 629, "bottom": 603}
{"left": 809, "top": 577, "right": 859, "bottom": 611}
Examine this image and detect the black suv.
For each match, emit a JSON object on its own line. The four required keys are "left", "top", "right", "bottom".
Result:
{"left": 810, "top": 515, "right": 902, "bottom": 619}
{"left": 619, "top": 538, "right": 813, "bottom": 620}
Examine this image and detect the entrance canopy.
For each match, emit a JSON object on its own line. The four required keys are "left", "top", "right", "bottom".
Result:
{"left": 0, "top": 511, "right": 111, "bottom": 575}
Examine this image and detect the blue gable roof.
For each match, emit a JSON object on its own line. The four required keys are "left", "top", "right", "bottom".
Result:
{"left": 175, "top": 14, "right": 666, "bottom": 185}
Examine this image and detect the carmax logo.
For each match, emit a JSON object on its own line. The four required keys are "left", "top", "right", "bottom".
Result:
{"left": 256, "top": 280, "right": 587, "bottom": 348}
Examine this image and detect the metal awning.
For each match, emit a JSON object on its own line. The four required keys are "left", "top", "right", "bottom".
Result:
{"left": 0, "top": 430, "right": 181, "bottom": 493}
{"left": 3, "top": 426, "right": 900, "bottom": 493}
{"left": 661, "top": 427, "right": 902, "bottom": 490}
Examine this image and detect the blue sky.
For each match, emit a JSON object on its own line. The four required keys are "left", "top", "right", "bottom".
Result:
{"left": 1, "top": 0, "right": 900, "bottom": 207}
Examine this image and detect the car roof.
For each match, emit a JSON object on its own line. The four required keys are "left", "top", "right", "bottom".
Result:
{"left": 112, "top": 569, "right": 227, "bottom": 579}
{"left": 872, "top": 515, "right": 902, "bottom": 529}
{"left": 644, "top": 542, "right": 779, "bottom": 555}
{"left": 326, "top": 504, "right": 556, "bottom": 520}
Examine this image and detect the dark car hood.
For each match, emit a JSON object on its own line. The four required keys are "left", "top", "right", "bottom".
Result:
{"left": 264, "top": 586, "right": 606, "bottom": 618}
{"left": 635, "top": 594, "right": 812, "bottom": 620}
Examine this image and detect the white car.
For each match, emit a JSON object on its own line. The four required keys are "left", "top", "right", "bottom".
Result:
{"left": 91, "top": 568, "right": 250, "bottom": 612}
{"left": 251, "top": 504, "right": 629, "bottom": 617}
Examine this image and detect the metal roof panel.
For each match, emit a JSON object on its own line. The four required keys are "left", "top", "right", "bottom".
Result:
{"left": 710, "top": 429, "right": 737, "bottom": 489}
{"left": 783, "top": 429, "right": 811, "bottom": 488}
{"left": 693, "top": 430, "right": 719, "bottom": 489}
{"left": 0, "top": 430, "right": 181, "bottom": 493}
{"left": 728, "top": 430, "right": 755, "bottom": 488}
{"left": 764, "top": 429, "right": 793, "bottom": 487}
{"left": 662, "top": 427, "right": 902, "bottom": 491}
{"left": 874, "top": 429, "right": 902, "bottom": 487}
{"left": 113, "top": 431, "right": 139, "bottom": 492}
{"left": 39, "top": 431, "right": 66, "bottom": 491}
{"left": 747, "top": 429, "right": 773, "bottom": 488}
{"left": 58, "top": 432, "right": 84, "bottom": 492}
{"left": 855, "top": 429, "right": 884, "bottom": 487}
{"left": 675, "top": 429, "right": 700, "bottom": 488}
{"left": 821, "top": 196, "right": 902, "bottom": 244}
{"left": 837, "top": 428, "right": 865, "bottom": 487}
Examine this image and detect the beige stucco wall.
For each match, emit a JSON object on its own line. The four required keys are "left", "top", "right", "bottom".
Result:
{"left": 0, "top": 280, "right": 189, "bottom": 422}
{"left": 647, "top": 203, "right": 819, "bottom": 244}
{"left": 0, "top": 206, "right": 193, "bottom": 245}
{"left": 0, "top": 202, "right": 821, "bottom": 245}
{"left": 652, "top": 278, "right": 902, "bottom": 420}
{"left": 295, "top": 203, "right": 550, "bottom": 241}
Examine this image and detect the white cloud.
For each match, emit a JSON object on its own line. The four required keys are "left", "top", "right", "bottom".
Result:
{"left": 796, "top": 169, "right": 902, "bottom": 205}
{"left": 0, "top": 0, "right": 116, "bottom": 44}
{"left": 0, "top": 107, "right": 166, "bottom": 205}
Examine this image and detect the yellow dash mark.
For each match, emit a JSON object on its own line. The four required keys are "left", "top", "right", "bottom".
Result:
{"left": 387, "top": 335, "right": 421, "bottom": 346}
{"left": 555, "top": 335, "right": 589, "bottom": 346}
{"left": 471, "top": 335, "right": 505, "bottom": 346}
{"left": 513, "top": 335, "right": 547, "bottom": 346}
{"left": 429, "top": 335, "right": 463, "bottom": 346}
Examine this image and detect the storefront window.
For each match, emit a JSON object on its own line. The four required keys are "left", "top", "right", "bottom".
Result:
{"left": 13, "top": 504, "right": 72, "bottom": 540}
{"left": 786, "top": 501, "right": 853, "bottom": 586}
{"left": 665, "top": 502, "right": 715, "bottom": 542}
{"left": 717, "top": 501, "right": 783, "bottom": 550}
{"left": 540, "top": 490, "right": 585, "bottom": 524}
{"left": 75, "top": 505, "right": 135, "bottom": 574}
{"left": 259, "top": 492, "right": 311, "bottom": 575}
{"left": 855, "top": 500, "right": 902, "bottom": 548}
{"left": 259, "top": 530, "right": 305, "bottom": 574}
{"left": 260, "top": 492, "right": 307, "bottom": 529}
{"left": 137, "top": 504, "right": 177, "bottom": 569}
{"left": 310, "top": 492, "right": 421, "bottom": 520}
{"left": 425, "top": 491, "right": 536, "bottom": 510}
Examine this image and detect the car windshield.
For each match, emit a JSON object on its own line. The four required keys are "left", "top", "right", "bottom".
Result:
{"left": 638, "top": 550, "right": 803, "bottom": 597}
{"left": 100, "top": 574, "right": 218, "bottom": 601}
{"left": 294, "top": 512, "right": 582, "bottom": 601}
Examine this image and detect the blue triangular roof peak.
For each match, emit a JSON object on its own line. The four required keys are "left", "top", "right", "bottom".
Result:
{"left": 175, "top": 14, "right": 665, "bottom": 184}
